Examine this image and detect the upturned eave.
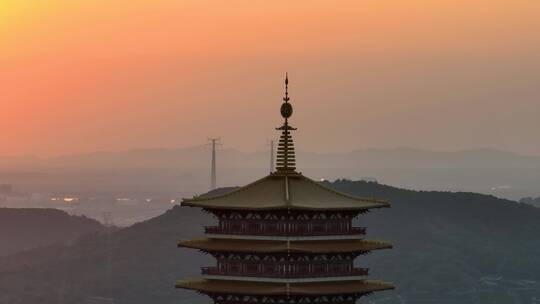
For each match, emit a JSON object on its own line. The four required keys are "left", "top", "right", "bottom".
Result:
{"left": 178, "top": 238, "right": 393, "bottom": 254}
{"left": 175, "top": 279, "right": 395, "bottom": 295}
{"left": 181, "top": 174, "right": 390, "bottom": 211}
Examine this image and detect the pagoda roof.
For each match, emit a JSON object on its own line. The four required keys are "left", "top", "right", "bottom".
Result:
{"left": 182, "top": 173, "right": 389, "bottom": 211}
{"left": 176, "top": 279, "right": 395, "bottom": 295}
{"left": 179, "top": 238, "right": 392, "bottom": 254}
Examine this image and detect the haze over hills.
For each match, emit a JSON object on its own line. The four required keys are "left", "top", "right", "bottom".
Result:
{"left": 0, "top": 208, "right": 107, "bottom": 257}
{"left": 0, "top": 180, "right": 538, "bottom": 304}
{"left": 2, "top": 146, "right": 539, "bottom": 170}
{"left": 1, "top": 146, "right": 539, "bottom": 200}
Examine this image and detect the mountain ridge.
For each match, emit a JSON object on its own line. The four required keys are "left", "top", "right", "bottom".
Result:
{"left": 1, "top": 146, "right": 539, "bottom": 169}
{"left": 0, "top": 208, "right": 108, "bottom": 257}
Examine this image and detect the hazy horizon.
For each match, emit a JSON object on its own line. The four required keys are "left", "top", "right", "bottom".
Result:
{"left": 3, "top": 144, "right": 540, "bottom": 160}
{"left": 2, "top": 144, "right": 540, "bottom": 201}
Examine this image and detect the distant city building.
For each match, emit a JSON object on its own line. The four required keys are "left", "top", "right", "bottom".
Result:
{"left": 176, "top": 76, "right": 394, "bottom": 304}
{"left": 360, "top": 176, "right": 378, "bottom": 183}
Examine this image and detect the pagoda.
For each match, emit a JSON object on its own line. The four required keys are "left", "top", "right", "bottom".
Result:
{"left": 176, "top": 75, "right": 394, "bottom": 304}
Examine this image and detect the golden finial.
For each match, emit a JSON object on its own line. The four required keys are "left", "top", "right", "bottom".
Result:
{"left": 275, "top": 73, "right": 297, "bottom": 174}
{"left": 281, "top": 73, "right": 293, "bottom": 119}
{"left": 284, "top": 72, "right": 289, "bottom": 102}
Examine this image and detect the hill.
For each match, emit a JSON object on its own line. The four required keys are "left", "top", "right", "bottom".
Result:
{"left": 0, "top": 208, "right": 108, "bottom": 257}
{"left": 520, "top": 196, "right": 540, "bottom": 208}
{"left": 0, "top": 180, "right": 539, "bottom": 304}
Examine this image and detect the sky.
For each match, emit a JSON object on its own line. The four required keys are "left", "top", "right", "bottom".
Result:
{"left": 1, "top": 0, "right": 540, "bottom": 157}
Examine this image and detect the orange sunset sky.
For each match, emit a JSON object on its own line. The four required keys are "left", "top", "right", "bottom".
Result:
{"left": 1, "top": 1, "right": 539, "bottom": 157}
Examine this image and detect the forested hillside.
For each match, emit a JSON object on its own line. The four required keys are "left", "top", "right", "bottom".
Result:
{"left": 0, "top": 208, "right": 107, "bottom": 257}
{"left": 0, "top": 181, "right": 539, "bottom": 304}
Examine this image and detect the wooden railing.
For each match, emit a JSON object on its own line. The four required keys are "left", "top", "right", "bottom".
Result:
{"left": 205, "top": 219, "right": 366, "bottom": 236}
{"left": 201, "top": 266, "right": 369, "bottom": 278}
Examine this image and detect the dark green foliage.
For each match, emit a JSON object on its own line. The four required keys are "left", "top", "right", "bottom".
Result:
{"left": 0, "top": 208, "right": 107, "bottom": 257}
{"left": 330, "top": 180, "right": 540, "bottom": 303}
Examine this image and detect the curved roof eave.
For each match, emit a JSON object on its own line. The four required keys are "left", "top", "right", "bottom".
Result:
{"left": 178, "top": 238, "right": 393, "bottom": 254}
{"left": 181, "top": 174, "right": 390, "bottom": 211}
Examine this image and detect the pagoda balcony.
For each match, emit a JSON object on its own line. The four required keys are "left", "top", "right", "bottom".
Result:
{"left": 205, "top": 220, "right": 366, "bottom": 237}
{"left": 201, "top": 266, "right": 369, "bottom": 279}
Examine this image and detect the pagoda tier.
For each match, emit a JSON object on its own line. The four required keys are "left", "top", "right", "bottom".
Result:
{"left": 176, "top": 279, "right": 394, "bottom": 296}
{"left": 177, "top": 174, "right": 394, "bottom": 302}
{"left": 204, "top": 209, "right": 367, "bottom": 239}
{"left": 183, "top": 173, "right": 389, "bottom": 211}
{"left": 176, "top": 76, "right": 394, "bottom": 304}
{"left": 180, "top": 239, "right": 391, "bottom": 282}
{"left": 179, "top": 238, "right": 392, "bottom": 254}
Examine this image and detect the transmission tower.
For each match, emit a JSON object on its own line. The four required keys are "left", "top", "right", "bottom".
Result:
{"left": 207, "top": 137, "right": 222, "bottom": 190}
{"left": 266, "top": 139, "right": 275, "bottom": 173}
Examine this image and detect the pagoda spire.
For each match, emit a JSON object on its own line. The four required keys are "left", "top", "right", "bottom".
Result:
{"left": 275, "top": 73, "right": 297, "bottom": 174}
{"left": 177, "top": 76, "right": 394, "bottom": 304}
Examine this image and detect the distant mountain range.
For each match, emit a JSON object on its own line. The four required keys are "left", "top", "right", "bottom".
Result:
{"left": 0, "top": 147, "right": 539, "bottom": 199}
{"left": 2, "top": 146, "right": 539, "bottom": 170}
{"left": 0, "top": 208, "right": 107, "bottom": 257}
{"left": 0, "top": 180, "right": 539, "bottom": 304}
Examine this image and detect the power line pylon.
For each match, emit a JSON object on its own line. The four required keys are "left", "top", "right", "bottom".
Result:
{"left": 266, "top": 139, "right": 275, "bottom": 173}
{"left": 207, "top": 137, "right": 222, "bottom": 190}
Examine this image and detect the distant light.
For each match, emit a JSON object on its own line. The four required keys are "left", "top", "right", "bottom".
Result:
{"left": 320, "top": 178, "right": 326, "bottom": 182}
{"left": 170, "top": 199, "right": 176, "bottom": 204}
{"left": 145, "top": 198, "right": 152, "bottom": 203}
{"left": 63, "top": 197, "right": 78, "bottom": 203}
{"left": 491, "top": 185, "right": 512, "bottom": 191}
